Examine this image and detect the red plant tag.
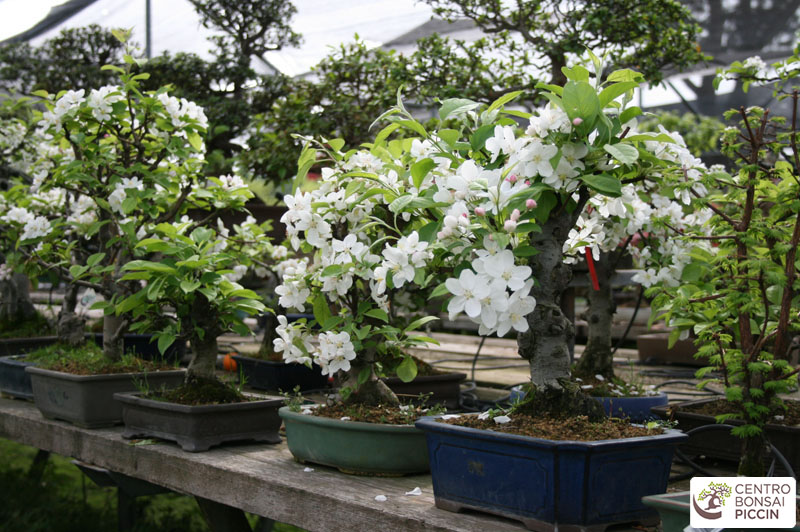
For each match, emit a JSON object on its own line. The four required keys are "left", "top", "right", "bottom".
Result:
{"left": 585, "top": 246, "right": 600, "bottom": 291}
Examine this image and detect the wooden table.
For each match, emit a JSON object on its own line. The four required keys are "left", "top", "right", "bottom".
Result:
{"left": 0, "top": 397, "right": 527, "bottom": 532}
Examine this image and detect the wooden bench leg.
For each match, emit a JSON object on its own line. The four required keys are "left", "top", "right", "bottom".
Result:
{"left": 27, "top": 449, "right": 50, "bottom": 482}
{"left": 195, "top": 496, "right": 253, "bottom": 532}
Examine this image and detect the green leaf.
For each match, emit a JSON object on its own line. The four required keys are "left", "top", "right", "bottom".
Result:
{"left": 396, "top": 119, "right": 427, "bottom": 138}
{"left": 312, "top": 294, "right": 331, "bottom": 325}
{"left": 439, "top": 98, "right": 480, "bottom": 120}
{"left": 395, "top": 356, "right": 418, "bottom": 383}
{"left": 135, "top": 238, "right": 171, "bottom": 252}
{"left": 430, "top": 282, "right": 449, "bottom": 299}
{"left": 680, "top": 262, "right": 705, "bottom": 283}
{"left": 603, "top": 143, "right": 639, "bottom": 165}
{"left": 598, "top": 81, "right": 639, "bottom": 108}
{"left": 116, "top": 292, "right": 145, "bottom": 314}
{"left": 123, "top": 260, "right": 176, "bottom": 274}
{"left": 411, "top": 158, "right": 436, "bottom": 190}
{"left": 562, "top": 81, "right": 600, "bottom": 121}
{"left": 321, "top": 264, "right": 344, "bottom": 278}
{"left": 418, "top": 221, "right": 440, "bottom": 243}
{"left": 580, "top": 174, "right": 622, "bottom": 197}
{"left": 69, "top": 264, "right": 88, "bottom": 279}
{"left": 513, "top": 245, "right": 539, "bottom": 257}
{"left": 374, "top": 122, "right": 400, "bottom": 145}
{"left": 404, "top": 316, "right": 438, "bottom": 332}
{"left": 157, "top": 334, "right": 175, "bottom": 355}
{"left": 437, "top": 128, "right": 460, "bottom": 147}
{"left": 87, "top": 253, "right": 105, "bottom": 268}
{"left": 619, "top": 107, "right": 642, "bottom": 124}
{"left": 327, "top": 138, "right": 345, "bottom": 152}
{"left": 187, "top": 131, "right": 203, "bottom": 152}
{"left": 470, "top": 124, "right": 496, "bottom": 151}
{"left": 561, "top": 65, "right": 590, "bottom": 82}
{"left": 607, "top": 69, "right": 644, "bottom": 82}
{"left": 365, "top": 308, "right": 389, "bottom": 323}
{"left": 486, "top": 90, "right": 523, "bottom": 113}
{"left": 180, "top": 280, "right": 201, "bottom": 293}
{"left": 357, "top": 366, "right": 371, "bottom": 386}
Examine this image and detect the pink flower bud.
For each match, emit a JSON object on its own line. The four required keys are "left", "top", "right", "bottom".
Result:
{"left": 526, "top": 199, "right": 537, "bottom": 209}
{"left": 510, "top": 209, "right": 521, "bottom": 222}
{"left": 474, "top": 207, "right": 486, "bottom": 216}
{"left": 572, "top": 117, "right": 583, "bottom": 126}
{"left": 504, "top": 220, "right": 517, "bottom": 232}
{"left": 506, "top": 174, "right": 518, "bottom": 183}
{"left": 437, "top": 231, "right": 446, "bottom": 239}
{"left": 461, "top": 212, "right": 468, "bottom": 218}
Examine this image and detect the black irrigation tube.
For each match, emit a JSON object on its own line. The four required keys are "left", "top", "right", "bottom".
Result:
{"left": 669, "top": 423, "right": 796, "bottom": 481}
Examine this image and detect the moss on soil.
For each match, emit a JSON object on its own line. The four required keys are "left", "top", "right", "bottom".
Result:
{"left": 0, "top": 312, "right": 54, "bottom": 339}
{"left": 441, "top": 413, "right": 661, "bottom": 441}
{"left": 312, "top": 402, "right": 437, "bottom": 425}
{"left": 678, "top": 398, "right": 800, "bottom": 426}
{"left": 26, "top": 342, "right": 173, "bottom": 375}
{"left": 152, "top": 376, "right": 248, "bottom": 406}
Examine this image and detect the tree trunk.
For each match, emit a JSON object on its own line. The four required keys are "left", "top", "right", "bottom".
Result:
{"left": 187, "top": 295, "right": 222, "bottom": 380}
{"left": 102, "top": 313, "right": 125, "bottom": 361}
{"left": 518, "top": 211, "right": 578, "bottom": 390}
{"left": 738, "top": 435, "right": 767, "bottom": 477}
{"left": 188, "top": 330, "right": 219, "bottom": 380}
{"left": 342, "top": 346, "right": 399, "bottom": 407}
{"left": 0, "top": 273, "right": 37, "bottom": 322}
{"left": 573, "top": 252, "right": 615, "bottom": 379}
{"left": 57, "top": 283, "right": 84, "bottom": 346}
{"left": 258, "top": 312, "right": 278, "bottom": 358}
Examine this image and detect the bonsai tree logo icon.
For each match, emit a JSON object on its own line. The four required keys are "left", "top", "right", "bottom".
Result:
{"left": 693, "top": 482, "right": 732, "bottom": 519}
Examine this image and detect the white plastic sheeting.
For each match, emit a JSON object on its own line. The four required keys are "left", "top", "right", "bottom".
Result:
{"left": 12, "top": 0, "right": 434, "bottom": 76}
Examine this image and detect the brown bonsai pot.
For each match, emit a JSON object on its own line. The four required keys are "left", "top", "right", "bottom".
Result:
{"left": 637, "top": 332, "right": 702, "bottom": 366}
{"left": 382, "top": 371, "right": 466, "bottom": 410}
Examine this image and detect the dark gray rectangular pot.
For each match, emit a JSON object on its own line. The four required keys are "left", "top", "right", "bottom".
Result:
{"left": 26, "top": 366, "right": 186, "bottom": 428}
{"left": 0, "top": 355, "right": 37, "bottom": 400}
{"left": 115, "top": 392, "right": 285, "bottom": 452}
{"left": 651, "top": 398, "right": 800, "bottom": 475}
{"left": 0, "top": 336, "right": 59, "bottom": 357}
{"left": 382, "top": 372, "right": 467, "bottom": 410}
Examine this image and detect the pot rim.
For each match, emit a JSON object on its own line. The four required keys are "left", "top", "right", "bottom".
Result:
{"left": 415, "top": 413, "right": 687, "bottom": 449}
{"left": 26, "top": 366, "right": 186, "bottom": 381}
{"left": 279, "top": 405, "right": 422, "bottom": 432}
{"left": 114, "top": 390, "right": 284, "bottom": 413}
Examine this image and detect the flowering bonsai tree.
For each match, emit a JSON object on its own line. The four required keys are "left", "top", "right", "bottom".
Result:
{"left": 2, "top": 37, "right": 248, "bottom": 363}
{"left": 565, "top": 133, "right": 714, "bottom": 382}
{"left": 649, "top": 51, "right": 800, "bottom": 475}
{"left": 277, "top": 55, "right": 701, "bottom": 416}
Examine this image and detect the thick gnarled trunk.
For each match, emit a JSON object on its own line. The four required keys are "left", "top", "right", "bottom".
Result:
{"left": 518, "top": 211, "right": 577, "bottom": 390}
{"left": 573, "top": 252, "right": 615, "bottom": 379}
{"left": 187, "top": 295, "right": 223, "bottom": 380}
{"left": 342, "top": 346, "right": 399, "bottom": 407}
{"left": 57, "top": 283, "right": 84, "bottom": 346}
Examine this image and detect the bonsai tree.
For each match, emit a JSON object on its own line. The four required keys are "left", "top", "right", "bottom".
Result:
{"left": 116, "top": 212, "right": 269, "bottom": 384}
{"left": 275, "top": 55, "right": 701, "bottom": 416}
{"left": 3, "top": 35, "right": 245, "bottom": 363}
{"left": 565, "top": 135, "right": 714, "bottom": 381}
{"left": 648, "top": 50, "right": 800, "bottom": 475}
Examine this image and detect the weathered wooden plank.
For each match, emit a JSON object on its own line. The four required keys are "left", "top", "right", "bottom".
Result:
{"left": 0, "top": 398, "right": 524, "bottom": 532}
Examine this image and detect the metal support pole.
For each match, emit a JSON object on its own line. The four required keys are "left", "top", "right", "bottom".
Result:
{"left": 145, "top": 0, "right": 152, "bottom": 59}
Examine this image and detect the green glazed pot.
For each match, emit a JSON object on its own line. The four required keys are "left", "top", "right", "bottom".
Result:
{"left": 279, "top": 406, "right": 429, "bottom": 476}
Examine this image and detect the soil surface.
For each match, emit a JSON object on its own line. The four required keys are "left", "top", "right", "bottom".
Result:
{"left": 151, "top": 376, "right": 249, "bottom": 406}
{"left": 679, "top": 398, "right": 800, "bottom": 426}
{"left": 29, "top": 342, "right": 174, "bottom": 375}
{"left": 440, "top": 413, "right": 661, "bottom": 441}
{"left": 311, "top": 402, "right": 435, "bottom": 425}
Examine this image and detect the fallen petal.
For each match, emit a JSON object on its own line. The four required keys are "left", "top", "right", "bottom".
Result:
{"left": 405, "top": 487, "right": 422, "bottom": 496}
{"left": 493, "top": 415, "right": 511, "bottom": 424}
{"left": 303, "top": 467, "right": 314, "bottom": 472}
{"left": 375, "top": 495, "right": 387, "bottom": 502}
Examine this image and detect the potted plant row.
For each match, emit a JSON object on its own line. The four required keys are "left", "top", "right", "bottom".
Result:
{"left": 1, "top": 35, "right": 284, "bottom": 444}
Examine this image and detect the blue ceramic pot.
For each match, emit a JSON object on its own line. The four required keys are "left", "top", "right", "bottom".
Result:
{"left": 508, "top": 385, "right": 668, "bottom": 423}
{"left": 415, "top": 415, "right": 686, "bottom": 531}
